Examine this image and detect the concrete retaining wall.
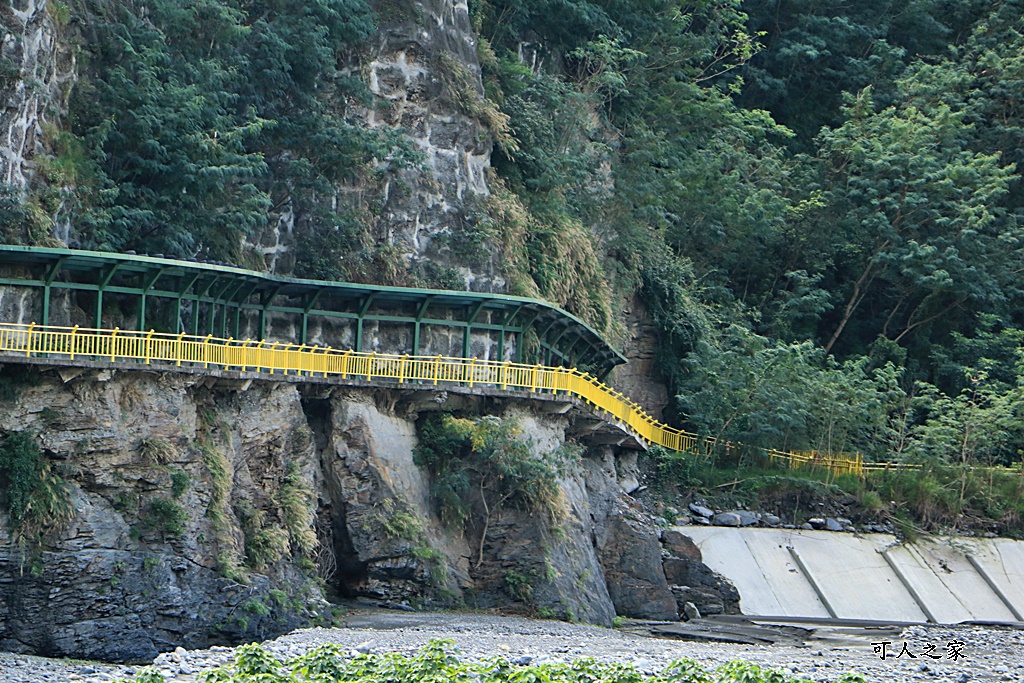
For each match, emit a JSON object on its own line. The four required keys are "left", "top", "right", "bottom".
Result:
{"left": 679, "top": 527, "right": 1024, "bottom": 624}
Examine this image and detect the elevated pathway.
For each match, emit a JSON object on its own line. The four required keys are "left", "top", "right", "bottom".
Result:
{"left": 0, "top": 246, "right": 890, "bottom": 474}
{"left": 0, "top": 321, "right": 875, "bottom": 473}
{"left": 0, "top": 323, "right": 658, "bottom": 448}
{"left": 681, "top": 526, "right": 1024, "bottom": 624}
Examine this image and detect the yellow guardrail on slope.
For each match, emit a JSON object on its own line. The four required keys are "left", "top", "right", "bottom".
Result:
{"left": 0, "top": 322, "right": 882, "bottom": 477}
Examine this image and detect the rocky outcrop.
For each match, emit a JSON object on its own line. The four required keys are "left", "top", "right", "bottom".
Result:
{"left": 610, "top": 296, "right": 670, "bottom": 418}
{"left": 310, "top": 390, "right": 470, "bottom": 603}
{"left": 252, "top": 0, "right": 503, "bottom": 290}
{"left": 1, "top": 0, "right": 76, "bottom": 195}
{"left": 660, "top": 530, "right": 740, "bottom": 618}
{"left": 584, "top": 448, "right": 678, "bottom": 621}
{"left": 0, "top": 368, "right": 323, "bottom": 662}
{"left": 0, "top": 365, "right": 693, "bottom": 661}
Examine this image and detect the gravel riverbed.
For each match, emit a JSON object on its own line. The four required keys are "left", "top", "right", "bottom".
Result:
{"left": 1, "top": 612, "right": 1021, "bottom": 683}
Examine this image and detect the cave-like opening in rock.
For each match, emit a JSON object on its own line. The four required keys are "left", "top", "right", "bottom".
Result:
{"left": 300, "top": 395, "right": 369, "bottom": 599}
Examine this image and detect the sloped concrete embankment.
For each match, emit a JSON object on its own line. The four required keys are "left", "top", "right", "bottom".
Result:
{"left": 680, "top": 527, "right": 1024, "bottom": 623}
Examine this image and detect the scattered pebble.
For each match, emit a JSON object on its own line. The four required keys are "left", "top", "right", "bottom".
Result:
{"left": 0, "top": 613, "right": 1020, "bottom": 683}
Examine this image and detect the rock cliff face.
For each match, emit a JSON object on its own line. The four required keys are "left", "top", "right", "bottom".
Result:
{"left": 0, "top": 367, "right": 323, "bottom": 662}
{"left": 0, "top": 365, "right": 724, "bottom": 661}
{"left": 250, "top": 0, "right": 504, "bottom": 290}
{"left": 0, "top": 0, "right": 75, "bottom": 194}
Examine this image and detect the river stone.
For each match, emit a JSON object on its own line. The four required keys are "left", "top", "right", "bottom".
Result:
{"left": 713, "top": 512, "right": 742, "bottom": 527}
{"left": 688, "top": 503, "right": 714, "bottom": 518}
{"left": 736, "top": 511, "right": 759, "bottom": 527}
{"left": 825, "top": 517, "right": 844, "bottom": 532}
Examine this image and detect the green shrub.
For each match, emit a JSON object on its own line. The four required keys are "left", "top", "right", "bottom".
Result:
{"left": 0, "top": 431, "right": 73, "bottom": 540}
{"left": 236, "top": 499, "right": 289, "bottom": 569}
{"left": 503, "top": 569, "right": 534, "bottom": 602}
{"left": 170, "top": 470, "right": 190, "bottom": 498}
{"left": 145, "top": 498, "right": 187, "bottom": 538}
{"left": 380, "top": 509, "right": 424, "bottom": 541}
{"left": 242, "top": 598, "right": 271, "bottom": 617}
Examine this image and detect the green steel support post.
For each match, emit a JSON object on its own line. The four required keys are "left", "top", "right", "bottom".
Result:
{"left": 496, "top": 305, "right": 523, "bottom": 361}
{"left": 41, "top": 257, "right": 67, "bottom": 326}
{"left": 562, "top": 335, "right": 584, "bottom": 368}
{"left": 412, "top": 296, "right": 433, "bottom": 356}
{"left": 355, "top": 294, "right": 375, "bottom": 353}
{"left": 138, "top": 268, "right": 165, "bottom": 331}
{"left": 463, "top": 301, "right": 487, "bottom": 359}
{"left": 209, "top": 279, "right": 236, "bottom": 336}
{"left": 193, "top": 276, "right": 220, "bottom": 335}
{"left": 218, "top": 279, "right": 248, "bottom": 338}
{"left": 95, "top": 264, "right": 123, "bottom": 328}
{"left": 259, "top": 285, "right": 283, "bottom": 340}
{"left": 176, "top": 271, "right": 202, "bottom": 333}
{"left": 300, "top": 289, "right": 324, "bottom": 344}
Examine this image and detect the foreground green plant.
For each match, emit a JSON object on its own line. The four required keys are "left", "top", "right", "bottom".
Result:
{"left": 116, "top": 639, "right": 870, "bottom": 683}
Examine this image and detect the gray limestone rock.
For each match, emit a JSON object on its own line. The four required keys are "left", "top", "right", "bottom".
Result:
{"left": 713, "top": 512, "right": 742, "bottom": 527}
{"left": 661, "top": 530, "right": 701, "bottom": 561}
{"left": 736, "top": 511, "right": 759, "bottom": 527}
{"left": 0, "top": 373, "right": 321, "bottom": 662}
{"left": 588, "top": 480, "right": 677, "bottom": 621}
{"left": 688, "top": 503, "right": 714, "bottom": 519}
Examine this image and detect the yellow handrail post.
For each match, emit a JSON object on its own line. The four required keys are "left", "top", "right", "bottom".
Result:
{"left": 225, "top": 337, "right": 235, "bottom": 370}
{"left": 203, "top": 334, "right": 213, "bottom": 368}
{"left": 367, "top": 351, "right": 376, "bottom": 380}
{"left": 144, "top": 329, "right": 155, "bottom": 364}
{"left": 501, "top": 361, "right": 510, "bottom": 390}
{"left": 110, "top": 327, "right": 118, "bottom": 362}
{"left": 322, "top": 346, "right": 331, "bottom": 378}
{"left": 69, "top": 325, "right": 79, "bottom": 360}
{"left": 399, "top": 355, "right": 408, "bottom": 384}
{"left": 531, "top": 364, "right": 540, "bottom": 392}
{"left": 280, "top": 343, "right": 291, "bottom": 376}
{"left": 24, "top": 322, "right": 35, "bottom": 358}
{"left": 176, "top": 332, "right": 185, "bottom": 366}
{"left": 297, "top": 344, "right": 307, "bottom": 376}
{"left": 240, "top": 339, "right": 251, "bottom": 372}
{"left": 468, "top": 357, "right": 476, "bottom": 387}
{"left": 433, "top": 355, "right": 441, "bottom": 385}
{"left": 269, "top": 342, "right": 278, "bottom": 374}
{"left": 341, "top": 349, "right": 351, "bottom": 378}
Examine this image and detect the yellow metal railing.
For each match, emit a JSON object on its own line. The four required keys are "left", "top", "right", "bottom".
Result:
{"left": 0, "top": 322, "right": 882, "bottom": 477}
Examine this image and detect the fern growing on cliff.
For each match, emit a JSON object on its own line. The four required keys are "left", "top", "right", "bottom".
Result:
{"left": 278, "top": 461, "right": 318, "bottom": 557}
{"left": 0, "top": 431, "right": 73, "bottom": 542}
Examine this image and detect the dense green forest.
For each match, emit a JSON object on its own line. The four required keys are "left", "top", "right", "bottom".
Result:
{"left": 7, "top": 0, "right": 1024, "bottom": 488}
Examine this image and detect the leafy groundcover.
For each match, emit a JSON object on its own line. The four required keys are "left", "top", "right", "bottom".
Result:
{"left": 119, "top": 639, "right": 869, "bottom": 683}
